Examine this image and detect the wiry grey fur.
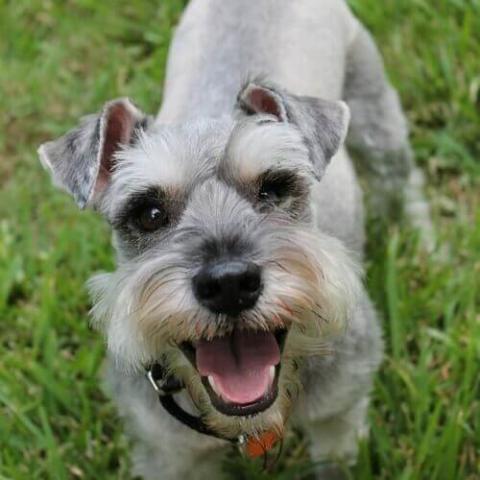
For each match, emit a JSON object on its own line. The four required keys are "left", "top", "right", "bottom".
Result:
{"left": 38, "top": 0, "right": 433, "bottom": 478}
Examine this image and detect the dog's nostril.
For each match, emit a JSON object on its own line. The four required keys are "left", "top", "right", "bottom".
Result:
{"left": 192, "top": 261, "right": 262, "bottom": 316}
{"left": 196, "top": 278, "right": 219, "bottom": 300}
{"left": 240, "top": 270, "right": 261, "bottom": 293}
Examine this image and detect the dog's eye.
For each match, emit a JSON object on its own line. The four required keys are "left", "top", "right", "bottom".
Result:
{"left": 258, "top": 171, "right": 297, "bottom": 204}
{"left": 134, "top": 205, "right": 168, "bottom": 232}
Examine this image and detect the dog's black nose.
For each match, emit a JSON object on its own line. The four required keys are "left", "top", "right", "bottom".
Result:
{"left": 192, "top": 261, "right": 262, "bottom": 316}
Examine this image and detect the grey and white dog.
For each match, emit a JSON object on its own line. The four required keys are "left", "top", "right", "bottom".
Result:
{"left": 38, "top": 0, "right": 433, "bottom": 478}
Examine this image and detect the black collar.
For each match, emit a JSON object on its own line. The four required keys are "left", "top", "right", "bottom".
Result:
{"left": 146, "top": 363, "right": 241, "bottom": 445}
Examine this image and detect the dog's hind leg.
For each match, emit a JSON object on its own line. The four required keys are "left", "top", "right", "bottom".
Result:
{"left": 344, "top": 22, "right": 435, "bottom": 250}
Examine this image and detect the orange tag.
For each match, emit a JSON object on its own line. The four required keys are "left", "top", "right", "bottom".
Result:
{"left": 245, "top": 431, "right": 280, "bottom": 458}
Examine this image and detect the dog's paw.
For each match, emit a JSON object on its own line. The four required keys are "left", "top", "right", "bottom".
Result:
{"left": 315, "top": 462, "right": 349, "bottom": 480}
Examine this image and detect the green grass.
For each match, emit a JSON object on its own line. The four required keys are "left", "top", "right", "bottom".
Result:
{"left": 0, "top": 0, "right": 479, "bottom": 478}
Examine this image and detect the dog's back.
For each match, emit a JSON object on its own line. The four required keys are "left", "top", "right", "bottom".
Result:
{"left": 159, "top": 0, "right": 357, "bottom": 122}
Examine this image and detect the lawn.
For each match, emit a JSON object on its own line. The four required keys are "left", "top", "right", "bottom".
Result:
{"left": 0, "top": 1, "right": 479, "bottom": 479}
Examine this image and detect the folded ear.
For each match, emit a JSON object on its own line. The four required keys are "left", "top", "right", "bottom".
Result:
{"left": 237, "top": 81, "right": 350, "bottom": 178}
{"left": 38, "top": 98, "right": 150, "bottom": 208}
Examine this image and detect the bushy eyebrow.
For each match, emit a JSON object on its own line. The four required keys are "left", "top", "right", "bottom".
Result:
{"left": 221, "top": 118, "right": 312, "bottom": 184}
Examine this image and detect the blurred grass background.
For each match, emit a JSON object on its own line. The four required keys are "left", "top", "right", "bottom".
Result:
{"left": 0, "top": 0, "right": 479, "bottom": 478}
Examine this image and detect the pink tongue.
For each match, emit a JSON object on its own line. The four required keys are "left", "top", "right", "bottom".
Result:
{"left": 196, "top": 330, "right": 280, "bottom": 405}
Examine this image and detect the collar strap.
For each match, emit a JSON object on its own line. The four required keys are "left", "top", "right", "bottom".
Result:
{"left": 146, "top": 363, "right": 237, "bottom": 443}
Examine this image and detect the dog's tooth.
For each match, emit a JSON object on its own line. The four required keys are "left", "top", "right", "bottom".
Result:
{"left": 208, "top": 376, "right": 220, "bottom": 397}
{"left": 268, "top": 365, "right": 276, "bottom": 386}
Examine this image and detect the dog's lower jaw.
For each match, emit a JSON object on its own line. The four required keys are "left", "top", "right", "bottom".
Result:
{"left": 175, "top": 353, "right": 300, "bottom": 440}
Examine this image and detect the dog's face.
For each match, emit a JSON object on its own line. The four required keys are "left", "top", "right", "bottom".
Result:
{"left": 39, "top": 81, "right": 360, "bottom": 437}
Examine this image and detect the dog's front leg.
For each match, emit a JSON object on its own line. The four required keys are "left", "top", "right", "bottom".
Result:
{"left": 302, "top": 397, "right": 370, "bottom": 480}
{"left": 105, "top": 363, "right": 229, "bottom": 480}
{"left": 132, "top": 433, "right": 228, "bottom": 480}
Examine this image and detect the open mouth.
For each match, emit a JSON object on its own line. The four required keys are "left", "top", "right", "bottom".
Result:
{"left": 181, "top": 329, "right": 286, "bottom": 416}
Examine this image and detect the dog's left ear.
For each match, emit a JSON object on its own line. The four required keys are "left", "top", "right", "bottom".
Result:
{"left": 237, "top": 81, "right": 350, "bottom": 178}
{"left": 38, "top": 98, "right": 150, "bottom": 209}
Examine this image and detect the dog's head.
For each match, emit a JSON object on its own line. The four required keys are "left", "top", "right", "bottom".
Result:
{"left": 39, "top": 80, "right": 360, "bottom": 438}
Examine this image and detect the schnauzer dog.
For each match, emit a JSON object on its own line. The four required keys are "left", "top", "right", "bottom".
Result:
{"left": 38, "top": 0, "right": 433, "bottom": 478}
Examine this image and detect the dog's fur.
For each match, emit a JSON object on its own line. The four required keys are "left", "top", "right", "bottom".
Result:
{"left": 38, "top": 0, "right": 433, "bottom": 478}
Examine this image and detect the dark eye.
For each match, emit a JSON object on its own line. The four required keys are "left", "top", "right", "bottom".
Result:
{"left": 258, "top": 171, "right": 297, "bottom": 204}
{"left": 134, "top": 205, "right": 168, "bottom": 232}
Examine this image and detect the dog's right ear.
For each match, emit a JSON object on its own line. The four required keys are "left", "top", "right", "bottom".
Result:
{"left": 38, "top": 98, "right": 150, "bottom": 209}
{"left": 237, "top": 80, "right": 350, "bottom": 179}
